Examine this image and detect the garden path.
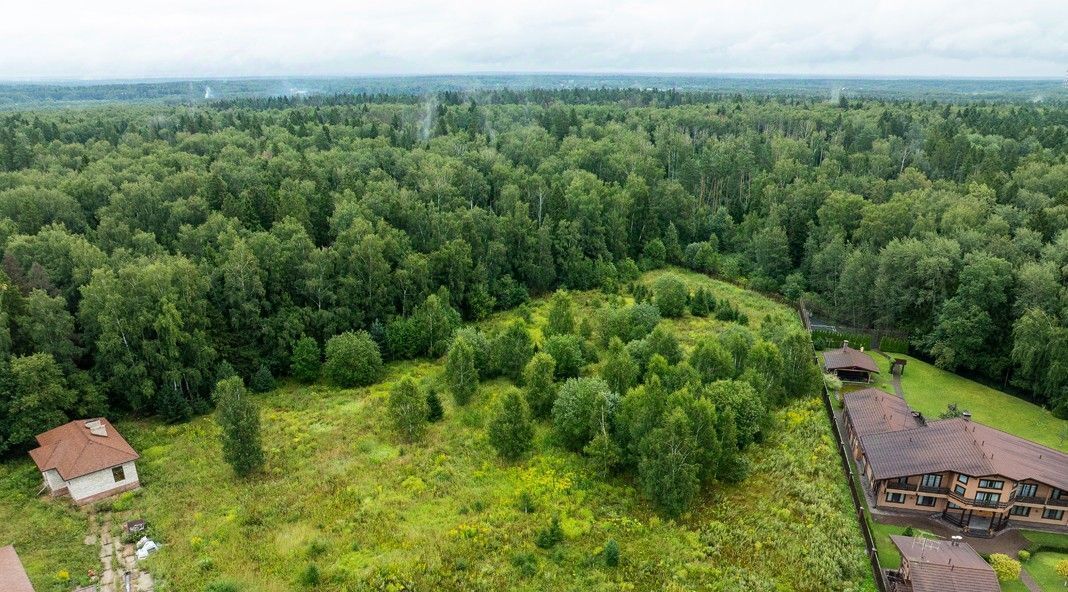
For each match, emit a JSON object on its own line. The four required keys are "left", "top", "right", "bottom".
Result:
{"left": 1019, "top": 569, "right": 1041, "bottom": 592}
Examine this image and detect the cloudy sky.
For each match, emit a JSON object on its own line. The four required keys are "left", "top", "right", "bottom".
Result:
{"left": 1, "top": 0, "right": 1066, "bottom": 80}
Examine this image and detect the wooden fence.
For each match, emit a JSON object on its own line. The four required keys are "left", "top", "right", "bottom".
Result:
{"left": 799, "top": 299, "right": 888, "bottom": 592}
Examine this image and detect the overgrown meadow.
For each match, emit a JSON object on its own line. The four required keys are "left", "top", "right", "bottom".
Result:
{"left": 0, "top": 271, "right": 874, "bottom": 591}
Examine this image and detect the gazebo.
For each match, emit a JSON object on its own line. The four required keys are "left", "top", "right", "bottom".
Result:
{"left": 822, "top": 340, "right": 880, "bottom": 383}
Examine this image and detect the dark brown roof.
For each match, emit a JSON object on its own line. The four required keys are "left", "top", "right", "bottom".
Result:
{"left": 823, "top": 345, "right": 880, "bottom": 373}
{"left": 29, "top": 419, "right": 138, "bottom": 481}
{"left": 845, "top": 390, "right": 1068, "bottom": 491}
{"left": 843, "top": 388, "right": 920, "bottom": 437}
{"left": 0, "top": 545, "right": 34, "bottom": 592}
{"left": 890, "top": 536, "right": 999, "bottom": 592}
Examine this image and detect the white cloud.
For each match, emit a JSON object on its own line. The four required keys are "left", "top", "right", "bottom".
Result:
{"left": 0, "top": 0, "right": 1064, "bottom": 79}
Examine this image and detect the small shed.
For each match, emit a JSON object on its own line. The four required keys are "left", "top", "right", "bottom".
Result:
{"left": 821, "top": 341, "right": 880, "bottom": 383}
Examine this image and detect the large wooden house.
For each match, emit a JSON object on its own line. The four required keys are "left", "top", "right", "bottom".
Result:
{"left": 844, "top": 388, "right": 1068, "bottom": 536}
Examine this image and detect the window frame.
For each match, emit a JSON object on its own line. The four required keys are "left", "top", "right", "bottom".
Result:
{"left": 1010, "top": 505, "right": 1031, "bottom": 517}
{"left": 978, "top": 479, "right": 1004, "bottom": 490}
{"left": 1042, "top": 508, "right": 1065, "bottom": 521}
{"left": 957, "top": 474, "right": 969, "bottom": 485}
{"left": 916, "top": 495, "right": 937, "bottom": 507}
{"left": 885, "top": 492, "right": 906, "bottom": 504}
{"left": 111, "top": 465, "right": 126, "bottom": 482}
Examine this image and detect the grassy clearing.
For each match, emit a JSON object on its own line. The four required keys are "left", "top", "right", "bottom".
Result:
{"left": 0, "top": 272, "right": 873, "bottom": 591}
{"left": 1022, "top": 550, "right": 1068, "bottom": 590}
{"left": 869, "top": 353, "right": 1068, "bottom": 453}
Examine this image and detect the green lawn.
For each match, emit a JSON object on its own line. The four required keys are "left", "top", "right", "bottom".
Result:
{"left": 870, "top": 353, "right": 1068, "bottom": 453}
{"left": 1023, "top": 550, "right": 1068, "bottom": 591}
{"left": 0, "top": 272, "right": 875, "bottom": 592}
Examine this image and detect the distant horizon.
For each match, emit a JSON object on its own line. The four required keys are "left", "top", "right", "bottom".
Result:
{"left": 0, "top": 71, "right": 1064, "bottom": 85}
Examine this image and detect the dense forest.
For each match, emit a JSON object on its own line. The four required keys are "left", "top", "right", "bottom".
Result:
{"left": 1, "top": 88, "right": 1067, "bottom": 459}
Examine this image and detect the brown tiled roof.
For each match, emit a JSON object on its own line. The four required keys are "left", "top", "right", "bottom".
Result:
{"left": 28, "top": 419, "right": 138, "bottom": 481}
{"left": 843, "top": 388, "right": 920, "bottom": 437}
{"left": 846, "top": 390, "right": 1068, "bottom": 491}
{"left": 890, "top": 536, "right": 999, "bottom": 592}
{"left": 0, "top": 545, "right": 35, "bottom": 592}
{"left": 822, "top": 345, "right": 880, "bottom": 373}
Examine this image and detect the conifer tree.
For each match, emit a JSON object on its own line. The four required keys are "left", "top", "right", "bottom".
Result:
{"left": 215, "top": 377, "right": 265, "bottom": 477}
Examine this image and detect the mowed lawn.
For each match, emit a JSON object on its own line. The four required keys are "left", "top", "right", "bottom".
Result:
{"left": 0, "top": 272, "right": 875, "bottom": 592}
{"left": 867, "top": 353, "right": 1068, "bottom": 453}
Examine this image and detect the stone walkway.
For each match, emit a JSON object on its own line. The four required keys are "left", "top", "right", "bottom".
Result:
{"left": 1019, "top": 569, "right": 1042, "bottom": 592}
{"left": 85, "top": 509, "right": 155, "bottom": 592}
{"left": 890, "top": 372, "right": 905, "bottom": 398}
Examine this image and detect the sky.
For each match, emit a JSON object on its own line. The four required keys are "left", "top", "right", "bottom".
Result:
{"left": 1, "top": 0, "right": 1066, "bottom": 80}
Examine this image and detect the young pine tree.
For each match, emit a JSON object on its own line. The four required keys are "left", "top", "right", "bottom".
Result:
{"left": 388, "top": 377, "right": 429, "bottom": 442}
{"left": 445, "top": 335, "right": 480, "bottom": 405}
{"left": 250, "top": 363, "right": 275, "bottom": 393}
{"left": 426, "top": 388, "right": 445, "bottom": 422}
{"left": 291, "top": 336, "right": 321, "bottom": 383}
{"left": 523, "top": 352, "right": 557, "bottom": 419}
{"left": 488, "top": 389, "right": 534, "bottom": 460}
{"left": 215, "top": 377, "right": 265, "bottom": 477}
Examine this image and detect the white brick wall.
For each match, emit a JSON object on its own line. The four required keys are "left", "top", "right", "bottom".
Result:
{"left": 43, "top": 469, "right": 66, "bottom": 492}
{"left": 65, "top": 462, "right": 139, "bottom": 503}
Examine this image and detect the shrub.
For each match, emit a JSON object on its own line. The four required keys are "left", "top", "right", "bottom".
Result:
{"left": 543, "top": 334, "right": 584, "bottom": 379}
{"left": 490, "top": 320, "right": 534, "bottom": 380}
{"left": 388, "top": 377, "right": 429, "bottom": 442}
{"left": 445, "top": 334, "right": 480, "bottom": 405}
{"left": 516, "top": 490, "right": 537, "bottom": 513}
{"left": 524, "top": 353, "right": 557, "bottom": 419}
{"left": 1016, "top": 549, "right": 1030, "bottom": 562}
{"left": 488, "top": 389, "right": 534, "bottom": 460}
{"left": 534, "top": 516, "right": 564, "bottom": 549}
{"left": 512, "top": 552, "right": 538, "bottom": 577}
{"left": 545, "top": 290, "right": 576, "bottom": 337}
{"left": 290, "top": 336, "right": 321, "bottom": 383}
{"left": 880, "top": 335, "right": 909, "bottom": 354}
{"left": 205, "top": 581, "right": 240, "bottom": 592}
{"left": 323, "top": 331, "right": 383, "bottom": 387}
{"left": 653, "top": 274, "right": 688, "bottom": 317}
{"left": 604, "top": 539, "right": 620, "bottom": 567}
{"left": 989, "top": 553, "right": 1021, "bottom": 582}
{"left": 298, "top": 562, "right": 320, "bottom": 587}
{"left": 249, "top": 363, "right": 275, "bottom": 393}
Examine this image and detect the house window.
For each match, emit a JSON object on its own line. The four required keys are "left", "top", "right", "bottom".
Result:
{"left": 978, "top": 479, "right": 1004, "bottom": 490}
{"left": 947, "top": 502, "right": 962, "bottom": 510}
{"left": 954, "top": 485, "right": 967, "bottom": 496}
{"left": 112, "top": 465, "right": 125, "bottom": 482}
{"left": 921, "top": 474, "right": 942, "bottom": 488}
{"left": 1010, "top": 506, "right": 1031, "bottom": 517}
{"left": 885, "top": 492, "right": 906, "bottom": 504}
{"left": 957, "top": 475, "right": 969, "bottom": 485}
{"left": 1018, "top": 483, "right": 1038, "bottom": 498}
{"left": 916, "top": 496, "right": 937, "bottom": 507}
{"left": 1042, "top": 509, "right": 1065, "bottom": 521}
{"left": 975, "top": 492, "right": 1001, "bottom": 504}
{"left": 1052, "top": 489, "right": 1065, "bottom": 500}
